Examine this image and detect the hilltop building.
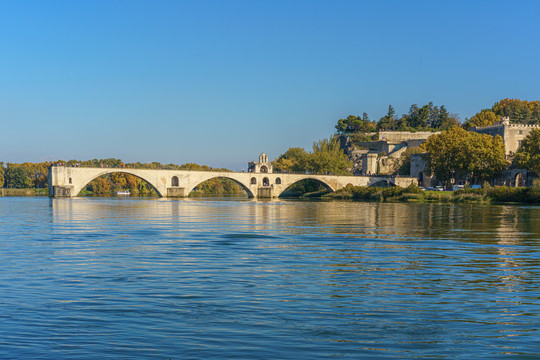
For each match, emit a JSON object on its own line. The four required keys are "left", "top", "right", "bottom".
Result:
{"left": 338, "top": 131, "right": 438, "bottom": 175}
{"left": 471, "top": 117, "right": 539, "bottom": 157}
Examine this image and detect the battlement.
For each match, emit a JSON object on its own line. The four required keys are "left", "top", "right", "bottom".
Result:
{"left": 474, "top": 117, "right": 540, "bottom": 131}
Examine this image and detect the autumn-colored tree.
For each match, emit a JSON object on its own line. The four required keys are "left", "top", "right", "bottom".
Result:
{"left": 492, "top": 99, "right": 540, "bottom": 124}
{"left": 462, "top": 109, "right": 501, "bottom": 130}
{"left": 89, "top": 177, "right": 111, "bottom": 194}
{"left": 423, "top": 127, "right": 506, "bottom": 185}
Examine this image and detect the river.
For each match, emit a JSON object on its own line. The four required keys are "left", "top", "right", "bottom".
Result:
{"left": 0, "top": 197, "right": 538, "bottom": 359}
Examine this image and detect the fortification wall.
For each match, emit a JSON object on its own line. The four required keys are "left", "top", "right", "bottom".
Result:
{"left": 379, "top": 131, "right": 438, "bottom": 142}
{"left": 472, "top": 123, "right": 540, "bottom": 155}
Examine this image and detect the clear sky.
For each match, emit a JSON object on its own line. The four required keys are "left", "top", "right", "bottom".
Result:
{"left": 1, "top": 0, "right": 539, "bottom": 170}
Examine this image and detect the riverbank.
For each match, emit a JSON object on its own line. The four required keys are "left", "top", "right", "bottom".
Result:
{"left": 0, "top": 188, "right": 48, "bottom": 196}
{"left": 321, "top": 184, "right": 540, "bottom": 204}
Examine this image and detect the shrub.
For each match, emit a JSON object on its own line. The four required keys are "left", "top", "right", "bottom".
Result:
{"left": 399, "top": 193, "right": 424, "bottom": 202}
{"left": 454, "top": 193, "right": 486, "bottom": 202}
{"left": 486, "top": 186, "right": 526, "bottom": 202}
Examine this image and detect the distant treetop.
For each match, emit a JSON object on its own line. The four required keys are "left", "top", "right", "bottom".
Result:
{"left": 463, "top": 99, "right": 540, "bottom": 130}
{"left": 335, "top": 102, "right": 459, "bottom": 134}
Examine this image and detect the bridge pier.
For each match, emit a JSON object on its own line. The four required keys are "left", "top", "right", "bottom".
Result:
{"left": 257, "top": 187, "right": 274, "bottom": 198}
{"left": 49, "top": 185, "right": 74, "bottom": 197}
{"left": 167, "top": 187, "right": 186, "bottom": 198}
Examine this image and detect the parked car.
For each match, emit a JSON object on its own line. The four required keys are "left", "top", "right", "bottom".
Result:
{"left": 434, "top": 186, "right": 444, "bottom": 191}
{"left": 451, "top": 185, "right": 464, "bottom": 191}
{"left": 470, "top": 185, "right": 482, "bottom": 189}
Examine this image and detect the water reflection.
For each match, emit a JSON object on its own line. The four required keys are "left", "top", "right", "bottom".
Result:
{"left": 51, "top": 198, "right": 540, "bottom": 244}
{"left": 36, "top": 198, "right": 540, "bottom": 358}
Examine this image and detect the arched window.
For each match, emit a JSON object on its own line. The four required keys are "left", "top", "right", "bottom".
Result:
{"left": 69, "top": 178, "right": 72, "bottom": 184}
{"left": 263, "top": 177, "right": 270, "bottom": 187}
{"left": 515, "top": 173, "right": 523, "bottom": 187}
{"left": 251, "top": 177, "right": 257, "bottom": 185}
{"left": 260, "top": 166, "right": 268, "bottom": 173}
{"left": 275, "top": 177, "right": 281, "bottom": 185}
{"left": 172, "top": 176, "right": 179, "bottom": 187}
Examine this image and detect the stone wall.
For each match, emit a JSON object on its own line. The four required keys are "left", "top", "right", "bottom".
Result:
{"left": 379, "top": 131, "right": 439, "bottom": 142}
{"left": 472, "top": 118, "right": 540, "bottom": 156}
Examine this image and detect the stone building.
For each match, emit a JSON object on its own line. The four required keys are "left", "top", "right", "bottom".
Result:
{"left": 471, "top": 117, "right": 539, "bottom": 157}
{"left": 248, "top": 153, "right": 273, "bottom": 173}
{"left": 338, "top": 131, "right": 438, "bottom": 176}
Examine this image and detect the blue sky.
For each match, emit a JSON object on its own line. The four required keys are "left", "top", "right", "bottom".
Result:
{"left": 1, "top": 0, "right": 539, "bottom": 170}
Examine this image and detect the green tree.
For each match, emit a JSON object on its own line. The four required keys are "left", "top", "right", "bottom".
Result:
{"left": 335, "top": 114, "right": 375, "bottom": 134}
{"left": 423, "top": 127, "right": 505, "bottom": 185}
{"left": 307, "top": 137, "right": 352, "bottom": 175}
{"left": 4, "top": 165, "right": 31, "bottom": 188}
{"left": 466, "top": 133, "right": 507, "bottom": 183}
{"left": 377, "top": 105, "right": 398, "bottom": 130}
{"left": 0, "top": 162, "right": 4, "bottom": 188}
{"left": 514, "top": 129, "right": 540, "bottom": 174}
{"left": 272, "top": 147, "right": 310, "bottom": 172}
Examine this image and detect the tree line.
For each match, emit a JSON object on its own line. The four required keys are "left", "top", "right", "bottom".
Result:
{"left": 463, "top": 99, "right": 540, "bottom": 129}
{"left": 335, "top": 102, "right": 460, "bottom": 134}
{"left": 336, "top": 99, "right": 540, "bottom": 134}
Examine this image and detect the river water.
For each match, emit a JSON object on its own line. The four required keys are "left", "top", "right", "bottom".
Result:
{"left": 0, "top": 197, "right": 538, "bottom": 359}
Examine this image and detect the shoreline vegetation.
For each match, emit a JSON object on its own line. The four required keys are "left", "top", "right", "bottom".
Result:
{"left": 4, "top": 183, "right": 540, "bottom": 205}
{"left": 318, "top": 183, "right": 540, "bottom": 204}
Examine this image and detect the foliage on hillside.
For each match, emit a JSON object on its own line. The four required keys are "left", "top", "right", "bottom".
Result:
{"left": 335, "top": 102, "right": 459, "bottom": 135}
{"left": 463, "top": 99, "right": 540, "bottom": 129}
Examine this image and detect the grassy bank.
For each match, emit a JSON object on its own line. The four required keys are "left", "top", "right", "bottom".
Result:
{"left": 1, "top": 188, "right": 48, "bottom": 196}
{"left": 322, "top": 184, "right": 540, "bottom": 204}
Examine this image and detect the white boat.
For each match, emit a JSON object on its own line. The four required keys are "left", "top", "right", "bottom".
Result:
{"left": 116, "top": 190, "right": 131, "bottom": 196}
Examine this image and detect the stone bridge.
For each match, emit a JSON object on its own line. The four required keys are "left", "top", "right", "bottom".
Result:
{"left": 48, "top": 166, "right": 417, "bottom": 198}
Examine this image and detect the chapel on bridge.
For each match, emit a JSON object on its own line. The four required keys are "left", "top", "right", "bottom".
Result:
{"left": 248, "top": 153, "right": 273, "bottom": 173}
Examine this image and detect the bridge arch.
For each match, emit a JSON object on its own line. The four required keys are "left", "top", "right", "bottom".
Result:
{"left": 186, "top": 175, "right": 255, "bottom": 198}
{"left": 73, "top": 170, "right": 163, "bottom": 197}
{"left": 275, "top": 176, "right": 335, "bottom": 197}
{"left": 369, "top": 179, "right": 397, "bottom": 188}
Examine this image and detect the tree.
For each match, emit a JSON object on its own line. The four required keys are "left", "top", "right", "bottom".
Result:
{"left": 272, "top": 147, "right": 310, "bottom": 172}
{"left": 466, "top": 133, "right": 506, "bottom": 183}
{"left": 423, "top": 127, "right": 506, "bottom": 185}
{"left": 307, "top": 137, "right": 352, "bottom": 175}
{"left": 0, "top": 162, "right": 4, "bottom": 188}
{"left": 377, "top": 105, "right": 398, "bottom": 130}
{"left": 4, "top": 165, "right": 31, "bottom": 188}
{"left": 335, "top": 115, "right": 375, "bottom": 134}
{"left": 462, "top": 109, "right": 500, "bottom": 130}
{"left": 514, "top": 129, "right": 540, "bottom": 175}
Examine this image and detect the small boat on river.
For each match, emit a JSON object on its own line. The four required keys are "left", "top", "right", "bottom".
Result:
{"left": 116, "top": 190, "right": 131, "bottom": 196}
